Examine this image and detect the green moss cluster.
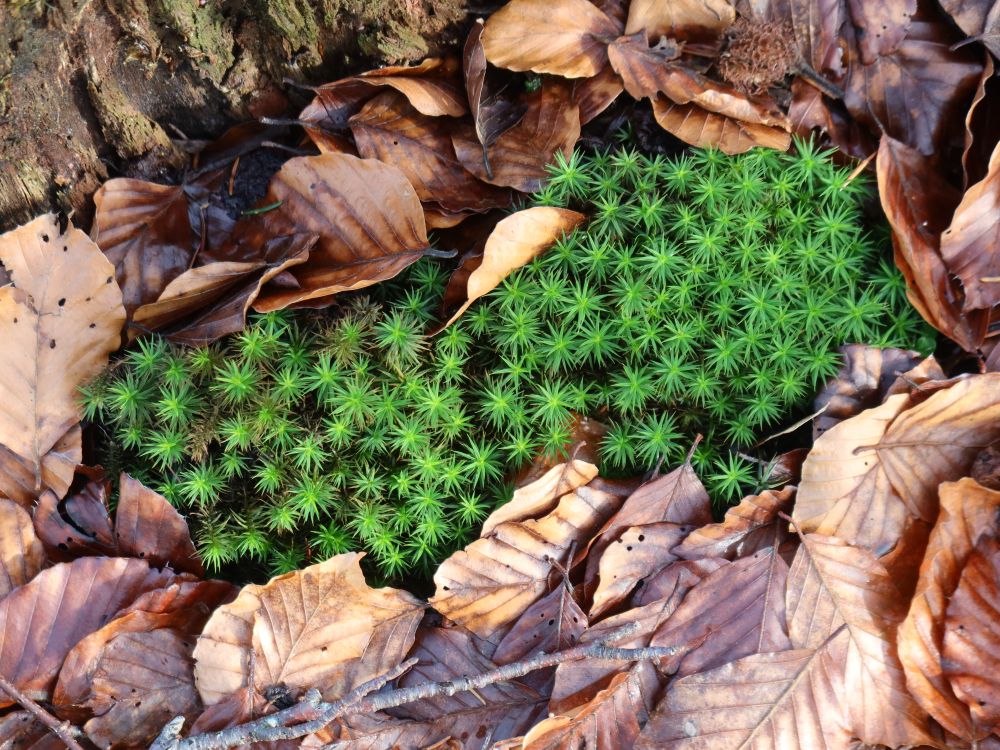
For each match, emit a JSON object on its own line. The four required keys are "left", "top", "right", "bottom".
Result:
{"left": 84, "top": 141, "right": 931, "bottom": 579}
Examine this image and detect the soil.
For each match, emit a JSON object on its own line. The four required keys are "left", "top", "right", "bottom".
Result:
{"left": 0, "top": 0, "right": 475, "bottom": 233}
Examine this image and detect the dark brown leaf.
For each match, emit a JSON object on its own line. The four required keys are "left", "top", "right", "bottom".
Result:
{"left": 572, "top": 66, "right": 625, "bottom": 125}
{"left": 939, "top": 0, "right": 1000, "bottom": 58}
{"left": 607, "top": 33, "right": 684, "bottom": 100}
{"left": 115, "top": 474, "right": 202, "bottom": 575}
{"left": 963, "top": 53, "right": 1000, "bottom": 190}
{"left": 846, "top": 0, "right": 916, "bottom": 62}
{"left": 464, "top": 20, "right": 527, "bottom": 153}
{"left": 630, "top": 557, "right": 726, "bottom": 608}
{"left": 33, "top": 475, "right": 116, "bottom": 561}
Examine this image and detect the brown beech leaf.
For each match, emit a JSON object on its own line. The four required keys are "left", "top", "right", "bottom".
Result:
{"left": 630, "top": 557, "right": 726, "bottom": 608}
{"left": 624, "top": 0, "right": 735, "bottom": 40}
{"left": 349, "top": 91, "right": 513, "bottom": 212}
{"left": 481, "top": 0, "right": 622, "bottom": 78}
{"left": 0, "top": 557, "right": 173, "bottom": 706}
{"left": 0, "top": 215, "right": 125, "bottom": 506}
{"left": 115, "top": 474, "right": 202, "bottom": 575}
{"left": 785, "top": 533, "right": 930, "bottom": 746}
{"left": 812, "top": 344, "right": 943, "bottom": 439}
{"left": 83, "top": 629, "right": 200, "bottom": 750}
{"left": 522, "top": 662, "right": 660, "bottom": 750}
{"left": 249, "top": 153, "right": 429, "bottom": 312}
{"left": 452, "top": 79, "right": 582, "bottom": 192}
{"left": 940, "top": 0, "right": 1000, "bottom": 58}
{"left": 192, "top": 582, "right": 264, "bottom": 705}
{"left": 464, "top": 20, "right": 528, "bottom": 153}
{"left": 847, "top": 0, "right": 916, "bottom": 62}
{"left": 794, "top": 374, "right": 1000, "bottom": 554}
{"left": 0, "top": 711, "right": 54, "bottom": 750}
{"left": 652, "top": 94, "right": 791, "bottom": 154}
{"left": 607, "top": 33, "right": 684, "bottom": 100}
{"left": 942, "top": 535, "right": 1000, "bottom": 732}
{"left": 963, "top": 54, "right": 1000, "bottom": 189}
{"left": 133, "top": 233, "right": 314, "bottom": 345}
{"left": 441, "top": 207, "right": 586, "bottom": 327}
{"left": 877, "top": 135, "right": 989, "bottom": 350}
{"left": 0, "top": 427, "right": 81, "bottom": 510}
{"left": 90, "top": 179, "right": 193, "bottom": 317}
{"left": 431, "top": 477, "right": 630, "bottom": 642}
{"left": 572, "top": 66, "right": 625, "bottom": 125}
{"left": 590, "top": 522, "right": 692, "bottom": 619}
{"left": 940, "top": 138, "right": 1000, "bottom": 313}
{"left": 650, "top": 544, "right": 791, "bottom": 677}
{"left": 636, "top": 631, "right": 851, "bottom": 749}
{"left": 0, "top": 498, "right": 45, "bottom": 599}
{"left": 673, "top": 486, "right": 795, "bottom": 561}
{"left": 33, "top": 475, "right": 117, "bottom": 561}
{"left": 898, "top": 478, "right": 1000, "bottom": 740}
{"left": 483, "top": 460, "right": 599, "bottom": 535}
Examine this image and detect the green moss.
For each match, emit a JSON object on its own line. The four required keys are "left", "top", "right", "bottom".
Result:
{"left": 152, "top": 0, "right": 235, "bottom": 82}
{"left": 86, "top": 140, "right": 932, "bottom": 580}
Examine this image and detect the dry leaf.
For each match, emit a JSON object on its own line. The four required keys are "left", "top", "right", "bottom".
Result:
{"left": 940, "top": 137, "right": 1000, "bottom": 313}
{"left": 483, "top": 460, "right": 599, "bottom": 535}
{"left": 90, "top": 179, "right": 193, "bottom": 317}
{"left": 652, "top": 94, "right": 791, "bottom": 154}
{"left": 440, "top": 207, "right": 586, "bottom": 327}
{"left": 432, "top": 477, "right": 629, "bottom": 641}
{"left": 898, "top": 478, "right": 1000, "bottom": 740}
{"left": 33, "top": 475, "right": 117, "bottom": 561}
{"left": 452, "top": 79, "right": 582, "bottom": 192}
{"left": 962, "top": 54, "right": 1000, "bottom": 189}
{"left": 590, "top": 523, "right": 692, "bottom": 619}
{"left": 481, "top": 0, "right": 622, "bottom": 78}
{"left": 794, "top": 375, "right": 1000, "bottom": 554}
{"left": 0, "top": 214, "right": 125, "bottom": 506}
{"left": 673, "top": 486, "right": 795, "bottom": 561}
{"left": 785, "top": 533, "right": 930, "bottom": 746}
{"left": 115, "top": 474, "right": 203, "bottom": 576}
{"left": 940, "top": 0, "right": 1000, "bottom": 58}
{"left": 0, "top": 498, "right": 45, "bottom": 600}
{"left": 464, "top": 20, "right": 528, "bottom": 154}
{"left": 249, "top": 153, "right": 429, "bottom": 312}
{"left": 349, "top": 91, "right": 513, "bottom": 212}
{"left": 846, "top": 0, "right": 915, "bottom": 62}
{"left": 636, "top": 632, "right": 851, "bottom": 749}
{"left": 572, "top": 66, "right": 626, "bottom": 124}
{"left": 942, "top": 535, "right": 1000, "bottom": 732}
{"left": 192, "top": 582, "right": 264, "bottom": 705}
{"left": 607, "top": 33, "right": 683, "bottom": 99}
{"left": 0, "top": 557, "right": 173, "bottom": 706}
{"left": 624, "top": 0, "right": 735, "bottom": 40}
{"left": 630, "top": 557, "right": 726, "bottom": 609}
{"left": 0, "top": 427, "right": 81, "bottom": 510}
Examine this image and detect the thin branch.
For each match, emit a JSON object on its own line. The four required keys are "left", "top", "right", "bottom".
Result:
{"left": 0, "top": 673, "right": 87, "bottom": 750}
{"left": 151, "top": 638, "right": 681, "bottom": 750}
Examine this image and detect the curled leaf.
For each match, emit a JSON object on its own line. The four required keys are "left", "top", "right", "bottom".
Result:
{"left": 0, "top": 499, "right": 45, "bottom": 600}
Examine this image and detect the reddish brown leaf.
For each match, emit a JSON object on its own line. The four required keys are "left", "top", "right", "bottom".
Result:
{"left": 0, "top": 215, "right": 125, "bottom": 506}
{"left": 785, "top": 533, "right": 930, "bottom": 746}
{"left": 0, "top": 498, "right": 45, "bottom": 600}
{"left": 624, "top": 0, "right": 736, "bottom": 41}
{"left": 590, "top": 523, "right": 692, "bottom": 619}
{"left": 83, "top": 629, "right": 200, "bottom": 750}
{"left": 349, "top": 91, "right": 513, "bottom": 212}
{"left": 607, "top": 33, "right": 684, "bottom": 100}
{"left": 965, "top": 54, "right": 1000, "bottom": 189}
{"left": 452, "top": 79, "right": 582, "bottom": 193}
{"left": 846, "top": 0, "right": 916, "bottom": 62}
{"left": 464, "top": 20, "right": 527, "bottom": 152}
{"left": 636, "top": 632, "right": 851, "bottom": 749}
{"left": 481, "top": 0, "right": 622, "bottom": 78}
{"left": 898, "top": 478, "right": 1000, "bottom": 740}
{"left": 0, "top": 557, "right": 173, "bottom": 706}
{"left": 33, "top": 477, "right": 116, "bottom": 561}
{"left": 572, "top": 66, "right": 625, "bottom": 125}
{"left": 115, "top": 474, "right": 202, "bottom": 575}
{"left": 673, "top": 486, "right": 795, "bottom": 561}
{"left": 249, "top": 153, "right": 429, "bottom": 312}
{"left": 942, "top": 535, "right": 1000, "bottom": 732}
{"left": 630, "top": 557, "right": 726, "bottom": 608}
{"left": 0, "top": 427, "right": 81, "bottom": 510}
{"left": 940, "top": 137, "right": 1000, "bottom": 313}
{"left": 90, "top": 179, "right": 193, "bottom": 317}
{"left": 652, "top": 94, "right": 792, "bottom": 154}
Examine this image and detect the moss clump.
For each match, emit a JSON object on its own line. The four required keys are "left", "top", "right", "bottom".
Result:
{"left": 85, "top": 141, "right": 931, "bottom": 579}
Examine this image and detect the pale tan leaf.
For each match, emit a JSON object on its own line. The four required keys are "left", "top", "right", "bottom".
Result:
{"left": 0, "top": 498, "right": 45, "bottom": 599}
{"left": 483, "top": 460, "right": 598, "bottom": 535}
{"left": 0, "top": 215, "right": 125, "bottom": 505}
{"left": 785, "top": 533, "right": 930, "bottom": 746}
{"left": 193, "top": 582, "right": 264, "bottom": 705}
{"left": 441, "top": 207, "right": 586, "bottom": 328}
{"left": 898, "top": 478, "right": 1000, "bottom": 740}
{"left": 636, "top": 632, "right": 851, "bottom": 749}
{"left": 624, "top": 0, "right": 735, "bottom": 39}
{"left": 432, "top": 478, "right": 629, "bottom": 642}
{"left": 673, "top": 487, "right": 794, "bottom": 561}
{"left": 652, "top": 95, "right": 791, "bottom": 155}
{"left": 481, "top": 0, "right": 622, "bottom": 78}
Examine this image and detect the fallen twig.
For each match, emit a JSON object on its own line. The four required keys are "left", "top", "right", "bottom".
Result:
{"left": 0, "top": 673, "right": 87, "bottom": 750}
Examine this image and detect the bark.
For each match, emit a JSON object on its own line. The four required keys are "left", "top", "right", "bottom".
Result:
{"left": 0, "top": 0, "right": 468, "bottom": 231}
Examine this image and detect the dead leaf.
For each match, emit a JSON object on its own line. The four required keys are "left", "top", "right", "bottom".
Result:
{"left": 452, "top": 79, "right": 582, "bottom": 192}
{"left": 939, "top": 0, "right": 1000, "bottom": 60}
{"left": 813, "top": 344, "right": 943, "bottom": 439}
{"left": 0, "top": 427, "right": 81, "bottom": 509}
{"left": 607, "top": 33, "right": 684, "bottom": 100}
{"left": 440, "top": 207, "right": 586, "bottom": 328}
{"left": 590, "top": 523, "right": 692, "bottom": 619}
{"left": 572, "top": 66, "right": 625, "bottom": 125}
{"left": 973, "top": 441, "right": 1000, "bottom": 489}
{"left": 432, "top": 477, "right": 630, "bottom": 642}
{"left": 192, "top": 582, "right": 264, "bottom": 706}
{"left": 624, "top": 0, "right": 735, "bottom": 40}
{"left": 83, "top": 629, "right": 200, "bottom": 750}
{"left": 785, "top": 533, "right": 930, "bottom": 746}
{"left": 794, "top": 375, "right": 1000, "bottom": 554}
{"left": 630, "top": 557, "right": 726, "bottom": 608}
{"left": 898, "top": 478, "right": 1000, "bottom": 740}
{"left": 636, "top": 632, "right": 851, "bottom": 749}
{"left": 248, "top": 153, "right": 429, "bottom": 311}
{"left": 651, "top": 93, "right": 791, "bottom": 154}
{"left": 33, "top": 475, "right": 117, "bottom": 561}
{"left": 963, "top": 54, "right": 1000, "bottom": 189}
{"left": 483, "top": 460, "right": 599, "bottom": 535}
{"left": 522, "top": 662, "right": 660, "bottom": 750}
{"left": 464, "top": 20, "right": 528, "bottom": 159}
{"left": 0, "top": 557, "right": 173, "bottom": 706}
{"left": 940, "top": 137, "right": 1000, "bottom": 313}
{"left": 481, "top": 0, "right": 622, "bottom": 78}
{"left": 0, "top": 215, "right": 125, "bottom": 506}
{"left": 90, "top": 179, "right": 193, "bottom": 318}
{"left": 115, "top": 474, "right": 202, "bottom": 575}
{"left": 673, "top": 486, "right": 795, "bottom": 561}
{"left": 846, "top": 0, "right": 915, "bottom": 62}
{"left": 0, "top": 498, "right": 45, "bottom": 600}
{"left": 942, "top": 534, "right": 1000, "bottom": 732}
{"left": 349, "top": 91, "right": 514, "bottom": 212}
